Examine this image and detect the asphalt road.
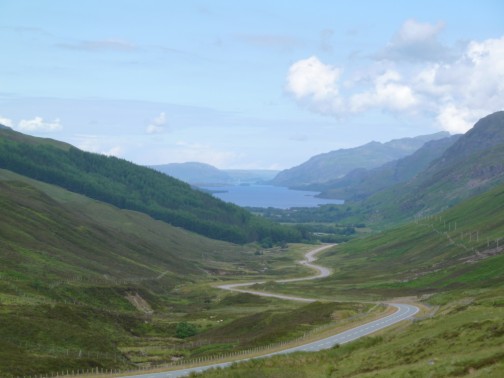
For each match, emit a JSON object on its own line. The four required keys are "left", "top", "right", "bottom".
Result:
{"left": 216, "top": 244, "right": 334, "bottom": 302}
{"left": 123, "top": 245, "right": 419, "bottom": 378}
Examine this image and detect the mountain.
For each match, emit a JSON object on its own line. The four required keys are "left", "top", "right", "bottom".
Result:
{"left": 0, "top": 127, "right": 302, "bottom": 244}
{"left": 0, "top": 168, "right": 257, "bottom": 375}
{"left": 314, "top": 134, "right": 460, "bottom": 201}
{"left": 150, "top": 162, "right": 232, "bottom": 185}
{"left": 360, "top": 111, "right": 504, "bottom": 223}
{"left": 150, "top": 162, "right": 279, "bottom": 186}
{"left": 0, "top": 123, "right": 10, "bottom": 130}
{"left": 271, "top": 132, "right": 449, "bottom": 187}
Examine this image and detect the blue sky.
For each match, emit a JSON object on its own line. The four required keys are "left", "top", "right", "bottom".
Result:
{"left": 1, "top": 1, "right": 503, "bottom": 169}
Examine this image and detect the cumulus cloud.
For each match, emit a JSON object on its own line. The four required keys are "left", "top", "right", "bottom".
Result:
{"left": 104, "top": 146, "right": 123, "bottom": 157}
{"left": 0, "top": 115, "right": 13, "bottom": 127}
{"left": 285, "top": 56, "right": 343, "bottom": 114}
{"left": 76, "top": 135, "right": 123, "bottom": 157}
{"left": 349, "top": 70, "right": 417, "bottom": 113}
{"left": 286, "top": 23, "right": 504, "bottom": 134}
{"left": 146, "top": 112, "right": 167, "bottom": 134}
{"left": 18, "top": 116, "right": 62, "bottom": 132}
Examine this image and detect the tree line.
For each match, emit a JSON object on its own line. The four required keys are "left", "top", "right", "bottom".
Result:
{"left": 0, "top": 134, "right": 305, "bottom": 245}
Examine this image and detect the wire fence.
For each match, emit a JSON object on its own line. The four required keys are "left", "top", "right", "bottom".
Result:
{"left": 9, "top": 304, "right": 388, "bottom": 378}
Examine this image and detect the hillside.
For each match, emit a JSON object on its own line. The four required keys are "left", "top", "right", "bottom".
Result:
{"left": 361, "top": 111, "right": 504, "bottom": 223}
{"left": 271, "top": 132, "right": 449, "bottom": 187}
{"left": 191, "top": 171, "right": 504, "bottom": 378}
{"left": 0, "top": 128, "right": 301, "bottom": 244}
{"left": 0, "top": 168, "right": 259, "bottom": 375}
{"left": 315, "top": 134, "right": 460, "bottom": 201}
{"left": 0, "top": 169, "right": 341, "bottom": 376}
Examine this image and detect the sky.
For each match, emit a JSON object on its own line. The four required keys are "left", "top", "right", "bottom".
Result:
{"left": 1, "top": 1, "right": 503, "bottom": 170}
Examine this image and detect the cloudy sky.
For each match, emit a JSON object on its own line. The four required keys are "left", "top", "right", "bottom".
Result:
{"left": 1, "top": 1, "right": 503, "bottom": 169}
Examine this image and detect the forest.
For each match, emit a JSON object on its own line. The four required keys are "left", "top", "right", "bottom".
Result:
{"left": 0, "top": 133, "right": 304, "bottom": 245}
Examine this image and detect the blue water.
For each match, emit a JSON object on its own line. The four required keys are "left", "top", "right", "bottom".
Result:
{"left": 202, "top": 185, "right": 343, "bottom": 209}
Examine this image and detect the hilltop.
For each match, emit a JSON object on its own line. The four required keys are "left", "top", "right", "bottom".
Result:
{"left": 362, "top": 111, "right": 504, "bottom": 223}
{"left": 315, "top": 134, "right": 460, "bottom": 201}
{"left": 271, "top": 132, "right": 449, "bottom": 187}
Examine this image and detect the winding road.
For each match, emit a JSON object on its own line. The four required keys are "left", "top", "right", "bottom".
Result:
{"left": 124, "top": 244, "right": 419, "bottom": 378}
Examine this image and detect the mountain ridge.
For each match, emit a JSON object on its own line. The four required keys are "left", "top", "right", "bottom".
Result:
{"left": 314, "top": 134, "right": 460, "bottom": 201}
{"left": 360, "top": 111, "right": 504, "bottom": 223}
{"left": 271, "top": 131, "right": 450, "bottom": 187}
{"left": 0, "top": 127, "right": 302, "bottom": 244}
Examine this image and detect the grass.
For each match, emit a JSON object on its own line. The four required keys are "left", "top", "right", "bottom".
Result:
{"left": 247, "top": 182, "right": 504, "bottom": 302}
{"left": 0, "top": 170, "right": 317, "bottom": 376}
{"left": 1, "top": 169, "right": 504, "bottom": 376}
{"left": 193, "top": 287, "right": 504, "bottom": 377}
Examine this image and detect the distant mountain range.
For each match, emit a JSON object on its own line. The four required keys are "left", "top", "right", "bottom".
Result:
{"left": 149, "top": 162, "right": 278, "bottom": 186}
{"left": 312, "top": 134, "right": 460, "bottom": 201}
{"left": 270, "top": 132, "right": 450, "bottom": 187}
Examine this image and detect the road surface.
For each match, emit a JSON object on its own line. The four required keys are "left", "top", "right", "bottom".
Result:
{"left": 216, "top": 244, "right": 333, "bottom": 302}
{"left": 124, "top": 245, "right": 419, "bottom": 378}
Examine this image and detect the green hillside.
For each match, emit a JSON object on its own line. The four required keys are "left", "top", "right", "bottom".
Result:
{"left": 0, "top": 169, "right": 321, "bottom": 376}
{"left": 0, "top": 127, "right": 302, "bottom": 244}
{"left": 262, "top": 181, "right": 504, "bottom": 301}
{"left": 316, "top": 135, "right": 459, "bottom": 201}
{"left": 356, "top": 112, "right": 504, "bottom": 225}
{"left": 271, "top": 132, "right": 449, "bottom": 187}
{"left": 196, "top": 174, "right": 504, "bottom": 378}
{"left": 288, "top": 112, "right": 504, "bottom": 229}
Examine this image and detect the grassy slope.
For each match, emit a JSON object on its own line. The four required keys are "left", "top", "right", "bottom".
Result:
{"left": 0, "top": 128, "right": 301, "bottom": 244}
{"left": 260, "top": 181, "right": 504, "bottom": 301}
{"left": 317, "top": 135, "right": 459, "bottom": 201}
{"left": 194, "top": 181, "right": 504, "bottom": 378}
{"left": 197, "top": 288, "right": 504, "bottom": 377}
{"left": 0, "top": 170, "right": 355, "bottom": 376}
{"left": 0, "top": 168, "right": 251, "bottom": 375}
{"left": 356, "top": 112, "right": 504, "bottom": 226}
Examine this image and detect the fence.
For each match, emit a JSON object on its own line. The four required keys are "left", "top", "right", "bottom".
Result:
{"left": 11, "top": 304, "right": 388, "bottom": 378}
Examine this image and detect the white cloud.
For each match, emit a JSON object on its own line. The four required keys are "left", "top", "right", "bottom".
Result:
{"left": 427, "top": 36, "right": 504, "bottom": 132}
{"left": 285, "top": 56, "right": 343, "bottom": 114}
{"left": 0, "top": 115, "right": 13, "bottom": 127}
{"left": 436, "top": 104, "right": 476, "bottom": 134}
{"left": 286, "top": 26, "right": 504, "bottom": 134}
{"left": 350, "top": 70, "right": 417, "bottom": 113}
{"left": 104, "top": 146, "right": 123, "bottom": 157}
{"left": 146, "top": 112, "right": 167, "bottom": 134}
{"left": 75, "top": 135, "right": 124, "bottom": 157}
{"left": 18, "top": 116, "right": 62, "bottom": 132}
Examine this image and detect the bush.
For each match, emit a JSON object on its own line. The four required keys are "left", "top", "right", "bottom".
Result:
{"left": 176, "top": 321, "right": 197, "bottom": 339}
